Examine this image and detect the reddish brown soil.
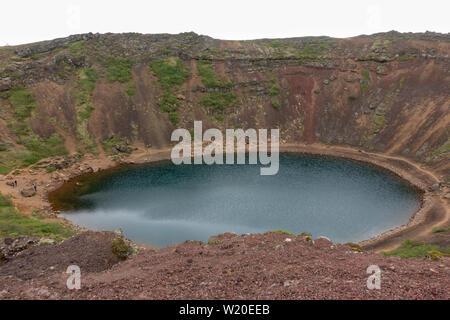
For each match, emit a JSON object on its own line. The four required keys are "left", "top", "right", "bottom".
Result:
{"left": 0, "top": 232, "right": 448, "bottom": 300}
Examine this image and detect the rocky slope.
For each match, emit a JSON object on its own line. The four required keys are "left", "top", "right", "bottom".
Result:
{"left": 0, "top": 31, "right": 448, "bottom": 179}
{"left": 0, "top": 231, "right": 448, "bottom": 300}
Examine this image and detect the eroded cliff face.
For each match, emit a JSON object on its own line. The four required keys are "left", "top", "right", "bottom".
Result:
{"left": 0, "top": 31, "right": 448, "bottom": 178}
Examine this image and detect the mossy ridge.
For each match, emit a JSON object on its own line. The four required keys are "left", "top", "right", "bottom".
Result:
{"left": 150, "top": 57, "right": 190, "bottom": 124}
{"left": 0, "top": 193, "right": 75, "bottom": 241}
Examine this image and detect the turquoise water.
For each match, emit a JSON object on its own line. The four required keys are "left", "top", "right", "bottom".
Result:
{"left": 59, "top": 154, "right": 420, "bottom": 247}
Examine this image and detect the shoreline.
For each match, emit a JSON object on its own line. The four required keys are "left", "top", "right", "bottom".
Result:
{"left": 1, "top": 143, "right": 448, "bottom": 252}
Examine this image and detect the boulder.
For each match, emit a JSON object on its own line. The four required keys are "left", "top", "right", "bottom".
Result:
{"left": 20, "top": 187, "right": 36, "bottom": 197}
{"left": 114, "top": 144, "right": 133, "bottom": 153}
{"left": 428, "top": 184, "right": 440, "bottom": 192}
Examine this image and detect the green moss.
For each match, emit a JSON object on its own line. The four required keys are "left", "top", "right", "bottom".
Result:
{"left": 432, "top": 226, "right": 450, "bottom": 233}
{"left": 0, "top": 165, "right": 10, "bottom": 175}
{"left": 361, "top": 70, "right": 370, "bottom": 81}
{"left": 111, "top": 237, "right": 132, "bottom": 260}
{"left": 345, "top": 242, "right": 364, "bottom": 252}
{"left": 264, "top": 229, "right": 294, "bottom": 235}
{"left": 207, "top": 237, "right": 222, "bottom": 245}
{"left": 396, "top": 55, "right": 414, "bottom": 62}
{"left": 348, "top": 94, "right": 357, "bottom": 101}
{"left": 150, "top": 57, "right": 190, "bottom": 91}
{"left": 168, "top": 111, "right": 179, "bottom": 125}
{"left": 78, "top": 68, "right": 98, "bottom": 94}
{"left": 126, "top": 82, "right": 136, "bottom": 96}
{"left": 373, "top": 114, "right": 386, "bottom": 133}
{"left": 197, "top": 59, "right": 233, "bottom": 89}
{"left": 65, "top": 40, "right": 85, "bottom": 53}
{"left": 424, "top": 140, "right": 450, "bottom": 163}
{"left": 3, "top": 87, "right": 36, "bottom": 121}
{"left": 46, "top": 167, "right": 56, "bottom": 173}
{"left": 0, "top": 193, "right": 75, "bottom": 241}
{"left": 101, "top": 136, "right": 127, "bottom": 155}
{"left": 150, "top": 57, "right": 190, "bottom": 122}
{"left": 382, "top": 240, "right": 450, "bottom": 259}
{"left": 22, "top": 133, "right": 68, "bottom": 165}
{"left": 201, "top": 92, "right": 237, "bottom": 114}
{"left": 360, "top": 82, "right": 370, "bottom": 94}
{"left": 271, "top": 100, "right": 281, "bottom": 110}
{"left": 74, "top": 68, "right": 98, "bottom": 152}
{"left": 269, "top": 84, "right": 280, "bottom": 96}
{"left": 103, "top": 57, "right": 133, "bottom": 83}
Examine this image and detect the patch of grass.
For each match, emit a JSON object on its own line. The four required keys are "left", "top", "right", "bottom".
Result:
{"left": 264, "top": 229, "right": 294, "bottom": 235}
{"left": 3, "top": 87, "right": 36, "bottom": 121}
{"left": 271, "top": 100, "right": 281, "bottom": 110}
{"left": 197, "top": 59, "right": 233, "bottom": 89}
{"left": 150, "top": 57, "right": 190, "bottom": 91}
{"left": 424, "top": 139, "right": 450, "bottom": 163}
{"left": 361, "top": 70, "right": 370, "bottom": 81}
{"left": 168, "top": 111, "right": 179, "bottom": 125}
{"left": 126, "top": 82, "right": 136, "bottom": 96}
{"left": 103, "top": 57, "right": 133, "bottom": 83}
{"left": 75, "top": 68, "right": 98, "bottom": 152}
{"left": 361, "top": 82, "right": 370, "bottom": 94}
{"left": 45, "top": 166, "right": 56, "bottom": 173}
{"left": 345, "top": 242, "right": 364, "bottom": 252}
{"left": 0, "top": 193, "right": 75, "bottom": 241}
{"left": 150, "top": 57, "right": 190, "bottom": 123}
{"left": 432, "top": 226, "right": 450, "bottom": 233}
{"left": 396, "top": 55, "right": 414, "bottom": 62}
{"left": 65, "top": 40, "right": 85, "bottom": 53}
{"left": 101, "top": 136, "right": 127, "bottom": 155}
{"left": 373, "top": 114, "right": 385, "bottom": 133}
{"left": 0, "top": 165, "right": 11, "bottom": 174}
{"left": 201, "top": 92, "right": 237, "bottom": 114}
{"left": 207, "top": 237, "right": 222, "bottom": 245}
{"left": 78, "top": 68, "right": 98, "bottom": 94}
{"left": 382, "top": 240, "right": 450, "bottom": 259}
{"left": 22, "top": 133, "right": 67, "bottom": 165}
{"left": 269, "top": 84, "right": 280, "bottom": 96}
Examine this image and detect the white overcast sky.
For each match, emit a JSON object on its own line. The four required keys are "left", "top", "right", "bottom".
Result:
{"left": 1, "top": 0, "right": 449, "bottom": 46}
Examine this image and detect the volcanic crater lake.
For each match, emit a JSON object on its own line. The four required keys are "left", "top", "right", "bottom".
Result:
{"left": 53, "top": 154, "right": 421, "bottom": 247}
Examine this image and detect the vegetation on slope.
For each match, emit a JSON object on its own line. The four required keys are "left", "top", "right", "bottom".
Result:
{"left": 197, "top": 59, "right": 237, "bottom": 119}
{"left": 150, "top": 57, "right": 190, "bottom": 124}
{"left": 197, "top": 60, "right": 233, "bottom": 89}
{"left": 75, "top": 67, "right": 98, "bottom": 154}
{"left": 382, "top": 240, "right": 450, "bottom": 259}
{"left": 0, "top": 87, "right": 67, "bottom": 173}
{"left": 0, "top": 193, "right": 75, "bottom": 241}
